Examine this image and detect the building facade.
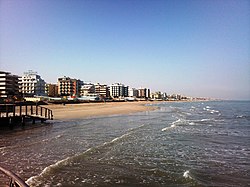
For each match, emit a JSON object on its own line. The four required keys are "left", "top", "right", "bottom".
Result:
{"left": 80, "top": 83, "right": 95, "bottom": 96}
{"left": 0, "top": 71, "right": 20, "bottom": 99}
{"left": 138, "top": 88, "right": 150, "bottom": 99}
{"left": 19, "top": 70, "right": 46, "bottom": 97}
{"left": 58, "top": 76, "right": 83, "bottom": 97}
{"left": 45, "top": 83, "right": 58, "bottom": 97}
{"left": 95, "top": 83, "right": 109, "bottom": 98}
{"left": 128, "top": 88, "right": 138, "bottom": 97}
{"left": 109, "top": 83, "right": 128, "bottom": 98}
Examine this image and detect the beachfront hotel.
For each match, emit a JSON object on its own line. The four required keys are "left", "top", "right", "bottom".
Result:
{"left": 138, "top": 88, "right": 151, "bottom": 99}
{"left": 58, "top": 76, "right": 83, "bottom": 97}
{"left": 128, "top": 88, "right": 139, "bottom": 98}
{"left": 45, "top": 83, "right": 58, "bottom": 97}
{"left": 109, "top": 83, "right": 128, "bottom": 98}
{"left": 80, "top": 83, "right": 95, "bottom": 96}
{"left": 95, "top": 83, "right": 109, "bottom": 98}
{"left": 0, "top": 71, "right": 20, "bottom": 99}
{"left": 19, "top": 70, "right": 46, "bottom": 97}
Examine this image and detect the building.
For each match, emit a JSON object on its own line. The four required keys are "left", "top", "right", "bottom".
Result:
{"left": 151, "top": 91, "right": 162, "bottom": 100}
{"left": 58, "top": 76, "right": 83, "bottom": 97}
{"left": 45, "top": 83, "right": 58, "bottom": 97}
{"left": 19, "top": 70, "right": 46, "bottom": 97}
{"left": 128, "top": 88, "right": 138, "bottom": 97}
{"left": 95, "top": 83, "right": 109, "bottom": 98}
{"left": 109, "top": 83, "right": 128, "bottom": 98}
{"left": 138, "top": 88, "right": 150, "bottom": 99}
{"left": 0, "top": 71, "right": 20, "bottom": 99}
{"left": 80, "top": 83, "right": 95, "bottom": 96}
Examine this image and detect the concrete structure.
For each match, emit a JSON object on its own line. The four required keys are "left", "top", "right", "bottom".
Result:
{"left": 80, "top": 84, "right": 95, "bottom": 96}
{"left": 138, "top": 88, "right": 150, "bottom": 99}
{"left": 95, "top": 83, "right": 109, "bottom": 98}
{"left": 58, "top": 76, "right": 83, "bottom": 97}
{"left": 19, "top": 70, "right": 46, "bottom": 97}
{"left": 151, "top": 91, "right": 162, "bottom": 100}
{"left": 0, "top": 71, "right": 20, "bottom": 99}
{"left": 128, "top": 88, "right": 138, "bottom": 97}
{"left": 45, "top": 83, "right": 58, "bottom": 97}
{"left": 109, "top": 83, "right": 128, "bottom": 98}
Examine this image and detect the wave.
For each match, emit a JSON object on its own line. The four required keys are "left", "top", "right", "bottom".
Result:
{"left": 26, "top": 124, "right": 145, "bottom": 186}
{"left": 161, "top": 119, "right": 185, "bottom": 131}
{"left": 183, "top": 170, "right": 192, "bottom": 179}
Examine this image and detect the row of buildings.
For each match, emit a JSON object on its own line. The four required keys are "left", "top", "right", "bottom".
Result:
{"left": 1, "top": 70, "right": 157, "bottom": 101}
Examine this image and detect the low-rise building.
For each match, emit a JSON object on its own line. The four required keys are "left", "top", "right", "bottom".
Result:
{"left": 80, "top": 83, "right": 95, "bottom": 96}
{"left": 151, "top": 91, "right": 162, "bottom": 100}
{"left": 0, "top": 71, "right": 20, "bottom": 99}
{"left": 95, "top": 83, "right": 109, "bottom": 98}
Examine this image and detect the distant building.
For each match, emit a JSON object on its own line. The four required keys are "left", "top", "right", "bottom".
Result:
{"left": 138, "top": 88, "right": 150, "bottom": 99}
{"left": 0, "top": 71, "right": 20, "bottom": 99}
{"left": 45, "top": 83, "right": 58, "bottom": 97}
{"left": 151, "top": 91, "right": 162, "bottom": 100}
{"left": 128, "top": 88, "right": 138, "bottom": 97}
{"left": 95, "top": 83, "right": 109, "bottom": 98}
{"left": 109, "top": 83, "right": 128, "bottom": 98}
{"left": 19, "top": 70, "right": 46, "bottom": 97}
{"left": 80, "top": 83, "right": 95, "bottom": 96}
{"left": 58, "top": 76, "right": 83, "bottom": 97}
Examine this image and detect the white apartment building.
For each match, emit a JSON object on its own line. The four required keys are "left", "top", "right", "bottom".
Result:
{"left": 128, "top": 88, "right": 138, "bottom": 97}
{"left": 0, "top": 71, "right": 20, "bottom": 98}
{"left": 19, "top": 70, "right": 46, "bottom": 96}
{"left": 109, "top": 83, "right": 128, "bottom": 98}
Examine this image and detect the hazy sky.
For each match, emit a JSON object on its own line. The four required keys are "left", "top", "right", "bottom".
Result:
{"left": 0, "top": 0, "right": 249, "bottom": 100}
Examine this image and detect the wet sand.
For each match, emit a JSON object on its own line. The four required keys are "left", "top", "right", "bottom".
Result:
{"left": 46, "top": 101, "right": 157, "bottom": 120}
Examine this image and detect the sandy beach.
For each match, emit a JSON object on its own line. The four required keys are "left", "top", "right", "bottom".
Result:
{"left": 46, "top": 101, "right": 157, "bottom": 120}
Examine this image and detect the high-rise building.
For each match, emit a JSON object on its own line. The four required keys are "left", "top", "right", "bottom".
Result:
{"left": 95, "top": 83, "right": 109, "bottom": 98}
{"left": 19, "top": 70, "right": 46, "bottom": 97}
{"left": 128, "top": 88, "right": 138, "bottom": 97}
{"left": 45, "top": 83, "right": 58, "bottom": 97}
{"left": 58, "top": 76, "right": 83, "bottom": 97}
{"left": 109, "top": 83, "right": 128, "bottom": 98}
{"left": 138, "top": 88, "right": 150, "bottom": 99}
{"left": 0, "top": 71, "right": 20, "bottom": 99}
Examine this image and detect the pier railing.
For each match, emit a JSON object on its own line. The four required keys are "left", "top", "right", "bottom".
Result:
{"left": 0, "top": 166, "right": 29, "bottom": 187}
{"left": 0, "top": 103, "right": 53, "bottom": 127}
{"left": 0, "top": 104, "right": 53, "bottom": 120}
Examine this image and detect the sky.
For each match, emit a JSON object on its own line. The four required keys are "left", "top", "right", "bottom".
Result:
{"left": 0, "top": 0, "right": 249, "bottom": 100}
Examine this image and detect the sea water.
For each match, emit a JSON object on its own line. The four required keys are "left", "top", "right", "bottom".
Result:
{"left": 0, "top": 101, "right": 249, "bottom": 186}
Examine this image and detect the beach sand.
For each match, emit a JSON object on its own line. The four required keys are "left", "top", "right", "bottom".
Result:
{"left": 46, "top": 101, "right": 157, "bottom": 120}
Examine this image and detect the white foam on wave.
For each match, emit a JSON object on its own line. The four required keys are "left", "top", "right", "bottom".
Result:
{"left": 27, "top": 124, "right": 146, "bottom": 185}
{"left": 161, "top": 118, "right": 182, "bottom": 131}
{"left": 26, "top": 156, "right": 72, "bottom": 186}
{"left": 183, "top": 170, "right": 192, "bottom": 179}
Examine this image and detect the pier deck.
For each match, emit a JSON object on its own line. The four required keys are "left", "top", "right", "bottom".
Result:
{"left": 0, "top": 103, "right": 53, "bottom": 128}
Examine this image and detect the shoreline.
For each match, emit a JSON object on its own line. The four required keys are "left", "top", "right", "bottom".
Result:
{"left": 45, "top": 101, "right": 158, "bottom": 120}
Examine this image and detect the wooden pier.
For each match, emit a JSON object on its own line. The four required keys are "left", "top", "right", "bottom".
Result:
{"left": 0, "top": 103, "right": 53, "bottom": 128}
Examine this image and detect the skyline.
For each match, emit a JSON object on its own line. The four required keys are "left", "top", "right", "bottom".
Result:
{"left": 0, "top": 0, "right": 249, "bottom": 100}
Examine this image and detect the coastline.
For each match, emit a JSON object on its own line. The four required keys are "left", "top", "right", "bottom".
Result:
{"left": 45, "top": 101, "right": 158, "bottom": 120}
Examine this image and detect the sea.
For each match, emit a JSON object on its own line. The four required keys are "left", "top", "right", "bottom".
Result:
{"left": 0, "top": 101, "right": 249, "bottom": 187}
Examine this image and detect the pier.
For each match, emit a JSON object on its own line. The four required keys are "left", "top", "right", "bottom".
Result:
{"left": 0, "top": 103, "right": 53, "bottom": 129}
